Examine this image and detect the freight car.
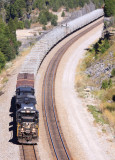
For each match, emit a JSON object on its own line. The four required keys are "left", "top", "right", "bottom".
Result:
{"left": 21, "top": 9, "right": 104, "bottom": 76}
{"left": 16, "top": 73, "right": 39, "bottom": 144}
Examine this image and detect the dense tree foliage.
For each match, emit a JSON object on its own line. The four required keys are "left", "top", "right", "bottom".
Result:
{"left": 6, "top": 0, "right": 26, "bottom": 21}
{"left": 0, "top": 18, "right": 20, "bottom": 71}
{"left": 0, "top": 0, "right": 104, "bottom": 71}
{"left": 38, "top": 10, "right": 57, "bottom": 26}
{"left": 104, "top": 0, "right": 115, "bottom": 17}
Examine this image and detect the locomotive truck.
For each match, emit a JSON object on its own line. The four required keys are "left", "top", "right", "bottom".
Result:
{"left": 16, "top": 73, "right": 39, "bottom": 144}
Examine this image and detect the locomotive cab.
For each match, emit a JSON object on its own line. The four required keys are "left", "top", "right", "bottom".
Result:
{"left": 16, "top": 104, "right": 39, "bottom": 144}
{"left": 16, "top": 87, "right": 35, "bottom": 96}
{"left": 16, "top": 87, "right": 36, "bottom": 110}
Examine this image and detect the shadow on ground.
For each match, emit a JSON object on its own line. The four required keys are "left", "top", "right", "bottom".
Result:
{"left": 9, "top": 96, "right": 18, "bottom": 144}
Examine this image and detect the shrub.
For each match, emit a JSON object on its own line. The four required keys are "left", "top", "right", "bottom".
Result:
{"left": 42, "top": 25, "right": 46, "bottom": 30}
{"left": 87, "top": 105, "right": 106, "bottom": 124}
{"left": 108, "top": 79, "right": 112, "bottom": 88}
{"left": 61, "top": 11, "right": 65, "bottom": 17}
{"left": 102, "top": 80, "right": 108, "bottom": 89}
{"left": 17, "top": 21, "right": 24, "bottom": 29}
{"left": 24, "top": 20, "right": 31, "bottom": 29}
{"left": 39, "top": 11, "right": 47, "bottom": 25}
{"left": 101, "top": 79, "right": 112, "bottom": 89}
{"left": 111, "top": 68, "right": 115, "bottom": 77}
{"left": 51, "top": 15, "right": 57, "bottom": 26}
{"left": 0, "top": 51, "right": 6, "bottom": 71}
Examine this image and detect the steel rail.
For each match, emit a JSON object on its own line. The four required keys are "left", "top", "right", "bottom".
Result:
{"left": 21, "top": 144, "right": 38, "bottom": 160}
{"left": 42, "top": 18, "right": 103, "bottom": 160}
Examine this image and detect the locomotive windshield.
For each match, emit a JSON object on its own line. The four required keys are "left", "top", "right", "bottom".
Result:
{"left": 16, "top": 87, "right": 34, "bottom": 96}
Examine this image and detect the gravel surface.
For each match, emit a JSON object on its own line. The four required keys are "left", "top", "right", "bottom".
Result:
{"left": 55, "top": 23, "right": 115, "bottom": 160}
{"left": 0, "top": 54, "right": 28, "bottom": 160}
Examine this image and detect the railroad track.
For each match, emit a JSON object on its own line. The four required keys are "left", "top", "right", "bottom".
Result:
{"left": 20, "top": 145, "right": 39, "bottom": 160}
{"left": 42, "top": 18, "right": 103, "bottom": 160}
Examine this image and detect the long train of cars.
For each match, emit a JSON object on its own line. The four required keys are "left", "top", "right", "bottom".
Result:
{"left": 16, "top": 73, "right": 39, "bottom": 144}
{"left": 16, "top": 9, "right": 104, "bottom": 144}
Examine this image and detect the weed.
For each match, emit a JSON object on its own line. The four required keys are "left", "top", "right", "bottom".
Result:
{"left": 87, "top": 105, "right": 106, "bottom": 124}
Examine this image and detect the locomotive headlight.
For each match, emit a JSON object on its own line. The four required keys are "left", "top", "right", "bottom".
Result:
{"left": 32, "top": 128, "right": 36, "bottom": 132}
{"left": 21, "top": 128, "right": 24, "bottom": 132}
{"left": 26, "top": 110, "right": 30, "bottom": 113}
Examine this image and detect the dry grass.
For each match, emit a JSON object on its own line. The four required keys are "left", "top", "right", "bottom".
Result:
{"left": 103, "top": 110, "right": 115, "bottom": 129}
{"left": 75, "top": 60, "right": 87, "bottom": 93}
{"left": 99, "top": 87, "right": 115, "bottom": 130}
{"left": 75, "top": 37, "right": 115, "bottom": 132}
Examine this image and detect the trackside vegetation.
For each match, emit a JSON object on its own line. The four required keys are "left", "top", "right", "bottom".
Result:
{"left": 0, "top": 18, "right": 21, "bottom": 72}
{"left": 0, "top": 0, "right": 104, "bottom": 72}
{"left": 75, "top": 29, "right": 115, "bottom": 132}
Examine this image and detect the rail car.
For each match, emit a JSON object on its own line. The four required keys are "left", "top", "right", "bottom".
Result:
{"left": 16, "top": 73, "right": 39, "bottom": 144}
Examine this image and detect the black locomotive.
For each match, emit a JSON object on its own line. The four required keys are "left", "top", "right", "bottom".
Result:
{"left": 16, "top": 73, "right": 39, "bottom": 144}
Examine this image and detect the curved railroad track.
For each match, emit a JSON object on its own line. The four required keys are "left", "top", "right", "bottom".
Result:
{"left": 20, "top": 145, "right": 39, "bottom": 160}
{"left": 42, "top": 18, "right": 103, "bottom": 160}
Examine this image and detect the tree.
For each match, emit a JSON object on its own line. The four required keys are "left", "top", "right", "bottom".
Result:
{"left": 0, "top": 51, "right": 6, "bottom": 71}
{"left": 39, "top": 11, "right": 47, "bottom": 25}
{"left": 104, "top": 0, "right": 115, "bottom": 17}
{"left": 61, "top": 11, "right": 65, "bottom": 17}
{"left": 51, "top": 15, "right": 57, "bottom": 26}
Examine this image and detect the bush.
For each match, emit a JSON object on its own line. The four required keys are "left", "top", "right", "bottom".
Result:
{"left": 51, "top": 15, "right": 57, "bottom": 26}
{"left": 108, "top": 79, "right": 112, "bottom": 88}
{"left": 42, "top": 25, "right": 46, "bottom": 30}
{"left": 102, "top": 80, "right": 108, "bottom": 89}
{"left": 39, "top": 11, "right": 47, "bottom": 25}
{"left": 17, "top": 21, "right": 24, "bottom": 29}
{"left": 24, "top": 20, "right": 31, "bottom": 29}
{"left": 101, "top": 79, "right": 112, "bottom": 89}
{"left": 0, "top": 51, "right": 6, "bottom": 71}
{"left": 111, "top": 68, "right": 115, "bottom": 77}
{"left": 61, "top": 11, "right": 65, "bottom": 17}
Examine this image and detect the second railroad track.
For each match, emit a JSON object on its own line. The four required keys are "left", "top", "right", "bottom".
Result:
{"left": 42, "top": 18, "right": 103, "bottom": 160}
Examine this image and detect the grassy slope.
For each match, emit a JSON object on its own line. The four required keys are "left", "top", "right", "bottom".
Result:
{"left": 75, "top": 34, "right": 115, "bottom": 132}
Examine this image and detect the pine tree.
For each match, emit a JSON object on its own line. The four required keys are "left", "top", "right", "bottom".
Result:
{"left": 104, "top": 0, "right": 115, "bottom": 17}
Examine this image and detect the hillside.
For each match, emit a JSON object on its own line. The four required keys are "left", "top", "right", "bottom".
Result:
{"left": 75, "top": 27, "right": 115, "bottom": 133}
{"left": 0, "top": 0, "right": 104, "bottom": 73}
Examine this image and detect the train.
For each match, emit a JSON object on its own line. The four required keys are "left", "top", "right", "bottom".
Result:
{"left": 16, "top": 9, "right": 104, "bottom": 144}
{"left": 16, "top": 73, "right": 39, "bottom": 144}
{"left": 20, "top": 9, "right": 104, "bottom": 77}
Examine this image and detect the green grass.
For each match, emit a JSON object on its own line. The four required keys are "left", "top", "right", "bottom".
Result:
{"left": 87, "top": 105, "right": 106, "bottom": 124}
